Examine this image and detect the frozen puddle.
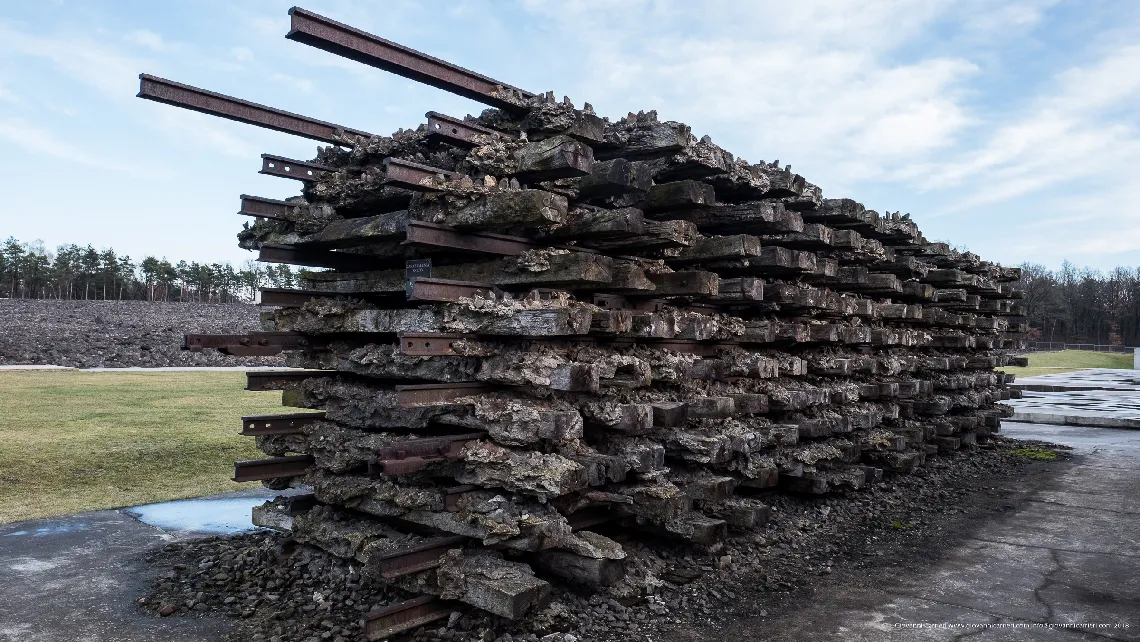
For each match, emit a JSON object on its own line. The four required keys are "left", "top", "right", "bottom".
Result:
{"left": 124, "top": 489, "right": 299, "bottom": 534}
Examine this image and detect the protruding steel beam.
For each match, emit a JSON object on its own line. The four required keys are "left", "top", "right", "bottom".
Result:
{"left": 372, "top": 536, "right": 469, "bottom": 579}
{"left": 368, "top": 440, "right": 467, "bottom": 475}
{"left": 363, "top": 596, "right": 460, "bottom": 640}
{"left": 395, "top": 382, "right": 491, "bottom": 406}
{"left": 260, "top": 154, "right": 333, "bottom": 181}
{"left": 259, "top": 287, "right": 404, "bottom": 307}
{"left": 398, "top": 332, "right": 475, "bottom": 356}
{"left": 287, "top": 7, "right": 534, "bottom": 112}
{"left": 404, "top": 221, "right": 540, "bottom": 256}
{"left": 258, "top": 243, "right": 377, "bottom": 271}
{"left": 241, "top": 411, "right": 326, "bottom": 436}
{"left": 240, "top": 195, "right": 294, "bottom": 220}
{"left": 426, "top": 111, "right": 513, "bottom": 147}
{"left": 183, "top": 332, "right": 313, "bottom": 352}
{"left": 407, "top": 278, "right": 495, "bottom": 303}
{"left": 233, "top": 455, "right": 313, "bottom": 482}
{"left": 382, "top": 158, "right": 459, "bottom": 191}
{"left": 137, "top": 74, "right": 371, "bottom": 144}
{"left": 245, "top": 370, "right": 333, "bottom": 391}
{"left": 260, "top": 288, "right": 327, "bottom": 307}
{"left": 373, "top": 433, "right": 486, "bottom": 462}
{"left": 368, "top": 432, "right": 485, "bottom": 475}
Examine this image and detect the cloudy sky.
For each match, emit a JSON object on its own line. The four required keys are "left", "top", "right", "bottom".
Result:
{"left": 1, "top": 0, "right": 1138, "bottom": 270}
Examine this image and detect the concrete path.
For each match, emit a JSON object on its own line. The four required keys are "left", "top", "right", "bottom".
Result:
{"left": 0, "top": 365, "right": 295, "bottom": 372}
{"left": 744, "top": 422, "right": 1140, "bottom": 641}
{"left": 0, "top": 488, "right": 292, "bottom": 642}
{"left": 1009, "top": 369, "right": 1140, "bottom": 392}
{"left": 1009, "top": 370, "right": 1140, "bottom": 429}
{"left": 2, "top": 428, "right": 1136, "bottom": 641}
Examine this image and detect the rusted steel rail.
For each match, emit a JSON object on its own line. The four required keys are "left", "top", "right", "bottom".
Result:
{"left": 398, "top": 332, "right": 476, "bottom": 356}
{"left": 394, "top": 382, "right": 493, "bottom": 406}
{"left": 426, "top": 111, "right": 512, "bottom": 147}
{"left": 404, "top": 221, "right": 541, "bottom": 256}
{"left": 258, "top": 280, "right": 496, "bottom": 306}
{"left": 257, "top": 243, "right": 378, "bottom": 271}
{"left": 240, "top": 195, "right": 294, "bottom": 220}
{"left": 260, "top": 154, "right": 332, "bottom": 182}
{"left": 396, "top": 332, "right": 740, "bottom": 357}
{"left": 245, "top": 370, "right": 333, "bottom": 391}
{"left": 374, "top": 432, "right": 486, "bottom": 461}
{"left": 137, "top": 74, "right": 371, "bottom": 143}
{"left": 287, "top": 7, "right": 533, "bottom": 112}
{"left": 368, "top": 435, "right": 482, "bottom": 476}
{"left": 241, "top": 412, "right": 327, "bottom": 436}
{"left": 374, "top": 537, "right": 469, "bottom": 579}
{"left": 259, "top": 287, "right": 406, "bottom": 307}
{"left": 259, "top": 287, "right": 328, "bottom": 307}
{"left": 382, "top": 158, "right": 460, "bottom": 191}
{"left": 233, "top": 455, "right": 313, "bottom": 481}
{"left": 407, "top": 278, "right": 495, "bottom": 302}
{"left": 362, "top": 595, "right": 461, "bottom": 640}
{"left": 183, "top": 332, "right": 315, "bottom": 356}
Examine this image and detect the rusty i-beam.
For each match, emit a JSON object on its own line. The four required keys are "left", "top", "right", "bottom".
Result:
{"left": 137, "top": 74, "right": 372, "bottom": 144}
{"left": 363, "top": 596, "right": 461, "bottom": 641}
{"left": 286, "top": 7, "right": 534, "bottom": 111}
{"left": 260, "top": 154, "right": 332, "bottom": 181}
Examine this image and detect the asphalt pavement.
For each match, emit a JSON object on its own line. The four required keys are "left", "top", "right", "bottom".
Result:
{"left": 720, "top": 422, "right": 1140, "bottom": 641}
{"left": 0, "top": 488, "right": 288, "bottom": 642}
{"left": 1, "top": 424, "right": 1136, "bottom": 641}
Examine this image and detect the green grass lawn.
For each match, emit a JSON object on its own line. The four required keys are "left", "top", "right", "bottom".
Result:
{"left": 999, "top": 350, "right": 1134, "bottom": 379}
{"left": 0, "top": 370, "right": 290, "bottom": 523}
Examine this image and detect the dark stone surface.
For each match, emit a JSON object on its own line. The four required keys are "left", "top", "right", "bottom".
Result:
{"left": 0, "top": 299, "right": 283, "bottom": 368}
{"left": 0, "top": 511, "right": 232, "bottom": 642}
{"left": 4, "top": 429, "right": 1135, "bottom": 642}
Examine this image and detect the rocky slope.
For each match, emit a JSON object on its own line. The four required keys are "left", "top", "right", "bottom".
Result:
{"left": 0, "top": 299, "right": 284, "bottom": 368}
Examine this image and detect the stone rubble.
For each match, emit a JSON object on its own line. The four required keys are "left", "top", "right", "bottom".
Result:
{"left": 182, "top": 50, "right": 1028, "bottom": 638}
{"left": 141, "top": 442, "right": 1052, "bottom": 641}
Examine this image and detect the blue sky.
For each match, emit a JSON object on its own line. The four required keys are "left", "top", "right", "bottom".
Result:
{"left": 1, "top": 0, "right": 1139, "bottom": 271}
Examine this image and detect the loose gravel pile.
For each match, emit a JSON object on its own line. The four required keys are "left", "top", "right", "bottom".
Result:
{"left": 0, "top": 299, "right": 283, "bottom": 368}
{"left": 141, "top": 440, "right": 1060, "bottom": 642}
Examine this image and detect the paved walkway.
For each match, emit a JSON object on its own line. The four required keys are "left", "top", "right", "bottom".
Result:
{"left": 1009, "top": 370, "right": 1140, "bottom": 429}
{"left": 2, "top": 427, "right": 1136, "bottom": 641}
{"left": 732, "top": 422, "right": 1140, "bottom": 641}
{"left": 0, "top": 488, "right": 292, "bottom": 642}
{"left": 0, "top": 365, "right": 293, "bottom": 372}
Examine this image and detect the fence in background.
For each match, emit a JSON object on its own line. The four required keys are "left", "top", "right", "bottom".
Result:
{"left": 1026, "top": 342, "right": 1137, "bottom": 353}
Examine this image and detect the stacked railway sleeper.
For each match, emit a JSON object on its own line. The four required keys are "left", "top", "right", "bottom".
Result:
{"left": 153, "top": 7, "right": 1029, "bottom": 638}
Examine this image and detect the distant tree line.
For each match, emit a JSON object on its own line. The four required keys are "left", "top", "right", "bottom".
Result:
{"left": 6, "top": 237, "right": 1138, "bottom": 341}
{"left": 1019, "top": 262, "right": 1140, "bottom": 346}
{"left": 0, "top": 237, "right": 295, "bottom": 303}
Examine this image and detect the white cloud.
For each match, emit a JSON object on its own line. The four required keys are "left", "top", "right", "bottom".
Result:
{"left": 513, "top": 0, "right": 1140, "bottom": 267}
{"left": 231, "top": 46, "right": 255, "bottom": 64}
{"left": 0, "top": 81, "right": 17, "bottom": 103}
{"left": 0, "top": 119, "right": 171, "bottom": 179}
{"left": 125, "top": 29, "right": 167, "bottom": 52}
{"left": 270, "top": 72, "right": 314, "bottom": 94}
{"left": 1052, "top": 44, "right": 1140, "bottom": 113}
{"left": 515, "top": 0, "right": 987, "bottom": 192}
{"left": 45, "top": 102, "right": 77, "bottom": 116}
{"left": 0, "top": 22, "right": 146, "bottom": 100}
{"left": 911, "top": 44, "right": 1140, "bottom": 208}
{"left": 147, "top": 108, "right": 261, "bottom": 159}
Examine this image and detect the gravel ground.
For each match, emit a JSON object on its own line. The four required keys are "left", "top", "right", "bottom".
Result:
{"left": 138, "top": 438, "right": 1069, "bottom": 642}
{"left": 0, "top": 299, "right": 283, "bottom": 368}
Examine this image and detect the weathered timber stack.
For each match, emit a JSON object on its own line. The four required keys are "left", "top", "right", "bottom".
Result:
{"left": 152, "top": 6, "right": 1028, "bottom": 637}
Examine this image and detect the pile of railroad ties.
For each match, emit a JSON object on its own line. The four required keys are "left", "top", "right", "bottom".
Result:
{"left": 155, "top": 7, "right": 1028, "bottom": 638}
